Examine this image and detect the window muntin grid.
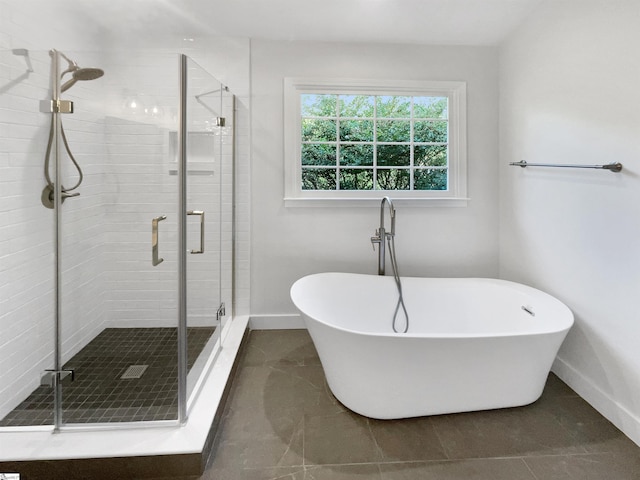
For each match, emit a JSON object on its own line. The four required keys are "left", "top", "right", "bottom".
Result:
{"left": 300, "top": 94, "right": 449, "bottom": 192}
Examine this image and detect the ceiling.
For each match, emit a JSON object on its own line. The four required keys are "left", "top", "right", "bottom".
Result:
{"left": 69, "top": 0, "right": 546, "bottom": 47}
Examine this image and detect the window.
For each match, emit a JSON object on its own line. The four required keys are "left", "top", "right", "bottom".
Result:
{"left": 284, "top": 78, "right": 467, "bottom": 206}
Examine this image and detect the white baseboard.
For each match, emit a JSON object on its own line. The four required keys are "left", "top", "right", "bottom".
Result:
{"left": 552, "top": 356, "right": 640, "bottom": 447}
{"left": 249, "top": 314, "right": 305, "bottom": 330}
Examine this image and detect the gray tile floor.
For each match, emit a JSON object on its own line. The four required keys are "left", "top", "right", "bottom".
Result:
{"left": 198, "top": 329, "right": 640, "bottom": 480}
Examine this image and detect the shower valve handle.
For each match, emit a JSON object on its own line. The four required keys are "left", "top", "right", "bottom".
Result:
{"left": 371, "top": 231, "right": 381, "bottom": 251}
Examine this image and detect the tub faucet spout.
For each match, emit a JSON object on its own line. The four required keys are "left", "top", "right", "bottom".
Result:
{"left": 371, "top": 196, "right": 395, "bottom": 275}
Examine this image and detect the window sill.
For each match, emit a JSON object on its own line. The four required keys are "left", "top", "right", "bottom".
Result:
{"left": 284, "top": 197, "right": 470, "bottom": 208}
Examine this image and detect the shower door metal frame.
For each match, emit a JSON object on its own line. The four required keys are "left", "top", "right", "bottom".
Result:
{"left": 177, "top": 53, "right": 189, "bottom": 425}
{"left": 51, "top": 49, "right": 64, "bottom": 432}
{"left": 49, "top": 49, "right": 85, "bottom": 431}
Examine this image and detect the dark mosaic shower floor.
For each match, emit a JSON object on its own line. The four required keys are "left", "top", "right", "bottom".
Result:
{"left": 0, "top": 327, "right": 214, "bottom": 426}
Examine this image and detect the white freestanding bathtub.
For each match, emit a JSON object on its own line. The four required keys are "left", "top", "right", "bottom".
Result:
{"left": 290, "top": 272, "right": 573, "bottom": 419}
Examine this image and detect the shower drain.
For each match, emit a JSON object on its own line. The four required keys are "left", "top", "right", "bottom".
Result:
{"left": 120, "top": 365, "right": 149, "bottom": 379}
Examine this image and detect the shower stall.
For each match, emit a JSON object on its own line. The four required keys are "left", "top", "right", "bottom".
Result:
{"left": 0, "top": 48, "right": 236, "bottom": 433}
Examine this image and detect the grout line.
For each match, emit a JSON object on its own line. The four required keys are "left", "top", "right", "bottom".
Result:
{"left": 428, "top": 416, "right": 451, "bottom": 460}
{"left": 367, "top": 418, "right": 385, "bottom": 462}
{"left": 521, "top": 457, "right": 541, "bottom": 480}
{"left": 301, "top": 413, "right": 306, "bottom": 468}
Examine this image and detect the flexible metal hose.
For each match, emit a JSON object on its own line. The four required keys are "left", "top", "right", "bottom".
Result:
{"left": 387, "top": 234, "right": 409, "bottom": 333}
{"left": 44, "top": 115, "right": 84, "bottom": 192}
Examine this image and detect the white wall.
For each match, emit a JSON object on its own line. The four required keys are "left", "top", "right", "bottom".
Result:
{"left": 500, "top": 0, "right": 640, "bottom": 445}
{"left": 250, "top": 39, "right": 500, "bottom": 319}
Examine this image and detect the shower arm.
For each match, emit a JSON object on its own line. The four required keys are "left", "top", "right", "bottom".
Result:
{"left": 58, "top": 51, "right": 79, "bottom": 77}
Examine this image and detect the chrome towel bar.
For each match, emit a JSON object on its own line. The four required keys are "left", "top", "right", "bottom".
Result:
{"left": 510, "top": 160, "right": 623, "bottom": 172}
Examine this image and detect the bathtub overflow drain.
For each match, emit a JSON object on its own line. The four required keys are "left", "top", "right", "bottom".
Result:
{"left": 521, "top": 305, "right": 535, "bottom": 316}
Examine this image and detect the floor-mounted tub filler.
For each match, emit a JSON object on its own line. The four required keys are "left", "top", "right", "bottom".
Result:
{"left": 290, "top": 272, "right": 573, "bottom": 419}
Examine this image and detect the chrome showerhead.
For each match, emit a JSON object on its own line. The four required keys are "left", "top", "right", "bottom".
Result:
{"left": 61, "top": 67, "right": 104, "bottom": 92}
{"left": 72, "top": 67, "right": 104, "bottom": 81}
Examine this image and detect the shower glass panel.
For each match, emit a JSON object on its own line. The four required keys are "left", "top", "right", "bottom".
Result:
{"left": 183, "top": 57, "right": 226, "bottom": 404}
{"left": 57, "top": 50, "right": 181, "bottom": 425}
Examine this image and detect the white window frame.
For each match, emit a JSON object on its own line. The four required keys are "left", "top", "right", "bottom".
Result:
{"left": 284, "top": 77, "right": 468, "bottom": 207}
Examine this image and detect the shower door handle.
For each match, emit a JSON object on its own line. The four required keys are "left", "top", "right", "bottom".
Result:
{"left": 187, "top": 210, "right": 205, "bottom": 254}
{"left": 152, "top": 215, "right": 167, "bottom": 266}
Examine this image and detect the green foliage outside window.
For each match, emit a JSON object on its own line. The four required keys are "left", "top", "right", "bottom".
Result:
{"left": 300, "top": 94, "right": 448, "bottom": 191}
